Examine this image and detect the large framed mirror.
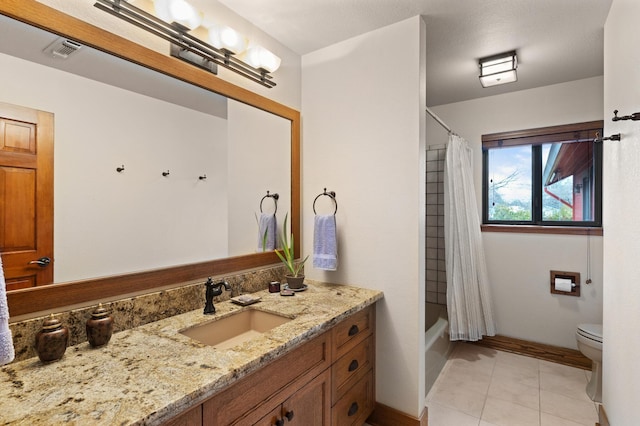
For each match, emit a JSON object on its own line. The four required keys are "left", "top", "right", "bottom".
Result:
{"left": 1, "top": 1, "right": 300, "bottom": 317}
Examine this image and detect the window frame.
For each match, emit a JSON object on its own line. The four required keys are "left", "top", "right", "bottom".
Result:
{"left": 482, "top": 120, "right": 603, "bottom": 230}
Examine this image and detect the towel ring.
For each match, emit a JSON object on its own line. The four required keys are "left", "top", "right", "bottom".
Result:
{"left": 259, "top": 191, "right": 279, "bottom": 214}
{"left": 313, "top": 188, "right": 337, "bottom": 215}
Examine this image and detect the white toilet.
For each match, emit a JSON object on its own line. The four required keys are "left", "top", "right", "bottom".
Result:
{"left": 576, "top": 323, "right": 603, "bottom": 402}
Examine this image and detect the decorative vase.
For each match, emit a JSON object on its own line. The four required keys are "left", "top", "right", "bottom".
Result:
{"left": 35, "top": 315, "right": 69, "bottom": 363}
{"left": 286, "top": 274, "right": 305, "bottom": 290}
{"left": 86, "top": 304, "right": 114, "bottom": 347}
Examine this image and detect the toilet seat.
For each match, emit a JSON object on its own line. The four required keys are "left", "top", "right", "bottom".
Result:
{"left": 577, "top": 323, "right": 603, "bottom": 343}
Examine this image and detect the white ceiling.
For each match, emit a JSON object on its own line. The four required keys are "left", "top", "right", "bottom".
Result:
{"left": 217, "top": 0, "right": 613, "bottom": 106}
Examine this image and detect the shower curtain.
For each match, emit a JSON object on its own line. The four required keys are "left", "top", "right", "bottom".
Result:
{"left": 444, "top": 133, "right": 496, "bottom": 341}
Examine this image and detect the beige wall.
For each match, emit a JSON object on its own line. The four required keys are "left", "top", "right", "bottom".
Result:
{"left": 302, "top": 16, "right": 427, "bottom": 417}
{"left": 429, "top": 77, "right": 605, "bottom": 349}
{"left": 603, "top": 1, "right": 640, "bottom": 423}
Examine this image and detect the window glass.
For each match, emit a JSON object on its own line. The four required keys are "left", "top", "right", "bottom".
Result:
{"left": 541, "top": 141, "right": 594, "bottom": 222}
{"left": 487, "top": 145, "right": 532, "bottom": 221}
{"left": 482, "top": 121, "right": 602, "bottom": 228}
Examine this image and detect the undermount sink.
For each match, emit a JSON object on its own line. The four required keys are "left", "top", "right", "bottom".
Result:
{"left": 180, "top": 309, "right": 292, "bottom": 349}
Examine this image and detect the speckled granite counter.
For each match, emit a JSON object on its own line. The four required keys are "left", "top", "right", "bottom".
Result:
{"left": 0, "top": 281, "right": 382, "bottom": 425}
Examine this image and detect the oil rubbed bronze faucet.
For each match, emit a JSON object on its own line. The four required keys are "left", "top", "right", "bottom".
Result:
{"left": 203, "top": 277, "right": 231, "bottom": 315}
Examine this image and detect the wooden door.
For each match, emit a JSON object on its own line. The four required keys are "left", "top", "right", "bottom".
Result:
{"left": 0, "top": 101, "right": 54, "bottom": 290}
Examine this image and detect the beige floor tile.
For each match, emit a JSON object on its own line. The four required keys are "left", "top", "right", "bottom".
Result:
{"left": 488, "top": 374, "right": 540, "bottom": 411}
{"left": 451, "top": 343, "right": 499, "bottom": 363}
{"left": 495, "top": 350, "right": 540, "bottom": 371}
{"left": 539, "top": 371, "right": 591, "bottom": 402}
{"left": 539, "top": 360, "right": 587, "bottom": 380}
{"left": 430, "top": 380, "right": 487, "bottom": 418}
{"left": 481, "top": 396, "right": 540, "bottom": 426}
{"left": 492, "top": 361, "right": 540, "bottom": 388}
{"left": 540, "top": 412, "right": 593, "bottom": 426}
{"left": 540, "top": 390, "right": 598, "bottom": 425}
{"left": 427, "top": 402, "right": 481, "bottom": 426}
{"left": 441, "top": 364, "right": 493, "bottom": 395}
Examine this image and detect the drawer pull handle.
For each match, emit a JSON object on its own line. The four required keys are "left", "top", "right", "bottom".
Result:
{"left": 348, "top": 324, "right": 359, "bottom": 336}
{"left": 284, "top": 410, "right": 294, "bottom": 421}
{"left": 348, "top": 402, "right": 359, "bottom": 417}
{"left": 275, "top": 419, "right": 285, "bottom": 426}
{"left": 348, "top": 359, "right": 359, "bottom": 372}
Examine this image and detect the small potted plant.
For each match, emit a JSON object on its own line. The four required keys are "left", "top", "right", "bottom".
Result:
{"left": 275, "top": 213, "right": 309, "bottom": 289}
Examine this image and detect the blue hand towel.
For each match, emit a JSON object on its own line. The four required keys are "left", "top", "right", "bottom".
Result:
{"left": 0, "top": 255, "right": 15, "bottom": 366}
{"left": 257, "top": 213, "right": 277, "bottom": 251}
{"left": 313, "top": 215, "right": 338, "bottom": 271}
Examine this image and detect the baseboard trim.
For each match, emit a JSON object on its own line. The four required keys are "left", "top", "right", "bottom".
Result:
{"left": 367, "top": 403, "right": 428, "bottom": 426}
{"left": 597, "top": 404, "right": 609, "bottom": 426}
{"left": 471, "top": 334, "right": 592, "bottom": 370}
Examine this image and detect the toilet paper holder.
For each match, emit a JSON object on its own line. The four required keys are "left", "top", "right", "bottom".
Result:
{"left": 550, "top": 270, "right": 580, "bottom": 297}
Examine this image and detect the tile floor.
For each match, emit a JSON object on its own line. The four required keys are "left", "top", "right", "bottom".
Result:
{"left": 425, "top": 343, "right": 599, "bottom": 426}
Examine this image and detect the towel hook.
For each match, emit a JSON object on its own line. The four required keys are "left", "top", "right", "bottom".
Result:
{"left": 313, "top": 188, "right": 337, "bottom": 215}
{"left": 612, "top": 109, "right": 640, "bottom": 122}
{"left": 594, "top": 131, "right": 621, "bottom": 143}
{"left": 259, "top": 190, "right": 279, "bottom": 214}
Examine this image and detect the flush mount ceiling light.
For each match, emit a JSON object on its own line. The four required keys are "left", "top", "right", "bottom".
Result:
{"left": 94, "top": 0, "right": 280, "bottom": 88}
{"left": 478, "top": 50, "right": 517, "bottom": 88}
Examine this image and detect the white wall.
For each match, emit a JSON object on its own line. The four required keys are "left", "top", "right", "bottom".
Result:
{"left": 0, "top": 52, "right": 228, "bottom": 283}
{"left": 430, "top": 77, "right": 604, "bottom": 349}
{"left": 603, "top": 1, "right": 640, "bottom": 423}
{"left": 302, "top": 16, "right": 426, "bottom": 417}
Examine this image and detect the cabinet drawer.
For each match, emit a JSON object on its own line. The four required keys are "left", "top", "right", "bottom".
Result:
{"left": 331, "top": 370, "right": 374, "bottom": 426}
{"left": 332, "top": 335, "right": 373, "bottom": 404}
{"left": 332, "top": 307, "right": 374, "bottom": 359}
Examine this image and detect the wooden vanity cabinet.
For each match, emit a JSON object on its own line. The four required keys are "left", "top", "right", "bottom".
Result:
{"left": 165, "top": 306, "right": 376, "bottom": 426}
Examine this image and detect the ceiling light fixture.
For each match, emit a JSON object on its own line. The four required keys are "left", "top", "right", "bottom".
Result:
{"left": 478, "top": 50, "right": 517, "bottom": 88}
{"left": 94, "top": 0, "right": 279, "bottom": 88}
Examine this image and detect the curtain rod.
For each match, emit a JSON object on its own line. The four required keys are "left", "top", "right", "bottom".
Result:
{"left": 425, "top": 107, "right": 452, "bottom": 133}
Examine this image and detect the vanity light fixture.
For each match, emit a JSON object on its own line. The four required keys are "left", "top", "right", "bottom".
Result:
{"left": 479, "top": 50, "right": 517, "bottom": 88}
{"left": 94, "top": 0, "right": 279, "bottom": 88}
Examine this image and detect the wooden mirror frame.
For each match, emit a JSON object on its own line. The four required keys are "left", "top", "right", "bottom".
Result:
{"left": 1, "top": 0, "right": 300, "bottom": 317}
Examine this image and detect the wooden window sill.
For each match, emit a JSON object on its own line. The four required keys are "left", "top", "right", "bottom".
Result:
{"left": 481, "top": 224, "right": 603, "bottom": 236}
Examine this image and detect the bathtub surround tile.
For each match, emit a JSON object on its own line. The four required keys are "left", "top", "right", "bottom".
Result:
{"left": 426, "top": 145, "right": 447, "bottom": 307}
{"left": 427, "top": 343, "right": 599, "bottom": 426}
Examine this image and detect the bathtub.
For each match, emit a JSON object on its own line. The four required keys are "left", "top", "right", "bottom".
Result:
{"left": 425, "top": 302, "right": 456, "bottom": 396}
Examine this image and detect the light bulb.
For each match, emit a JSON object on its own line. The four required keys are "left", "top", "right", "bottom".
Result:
{"left": 207, "top": 24, "right": 247, "bottom": 54}
{"left": 154, "top": 0, "right": 202, "bottom": 30}
{"left": 244, "top": 45, "right": 281, "bottom": 73}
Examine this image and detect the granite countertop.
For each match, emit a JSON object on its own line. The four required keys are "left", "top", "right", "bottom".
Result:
{"left": 0, "top": 281, "right": 383, "bottom": 425}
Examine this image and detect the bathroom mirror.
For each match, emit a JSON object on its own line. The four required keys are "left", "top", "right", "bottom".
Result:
{"left": 1, "top": 1, "right": 300, "bottom": 317}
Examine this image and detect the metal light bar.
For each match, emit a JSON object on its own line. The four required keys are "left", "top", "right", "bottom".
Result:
{"left": 94, "top": 0, "right": 276, "bottom": 88}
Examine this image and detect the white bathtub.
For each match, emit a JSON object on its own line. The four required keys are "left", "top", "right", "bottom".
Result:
{"left": 425, "top": 302, "right": 456, "bottom": 395}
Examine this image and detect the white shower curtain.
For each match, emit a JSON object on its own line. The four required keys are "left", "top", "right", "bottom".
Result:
{"left": 444, "top": 133, "right": 496, "bottom": 341}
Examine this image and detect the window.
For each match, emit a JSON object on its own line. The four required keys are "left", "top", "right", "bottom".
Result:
{"left": 482, "top": 121, "right": 603, "bottom": 228}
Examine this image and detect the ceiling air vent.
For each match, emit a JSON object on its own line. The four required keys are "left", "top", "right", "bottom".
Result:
{"left": 43, "top": 38, "right": 82, "bottom": 59}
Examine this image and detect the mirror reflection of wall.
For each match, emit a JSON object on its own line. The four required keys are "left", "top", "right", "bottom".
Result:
{"left": 0, "top": 15, "right": 291, "bottom": 285}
